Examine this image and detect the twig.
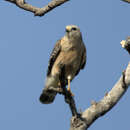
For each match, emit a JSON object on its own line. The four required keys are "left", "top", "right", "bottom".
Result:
{"left": 5, "top": 0, "right": 69, "bottom": 16}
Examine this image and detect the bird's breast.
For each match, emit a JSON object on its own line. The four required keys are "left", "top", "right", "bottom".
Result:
{"left": 61, "top": 49, "right": 82, "bottom": 78}
{"left": 50, "top": 45, "right": 83, "bottom": 88}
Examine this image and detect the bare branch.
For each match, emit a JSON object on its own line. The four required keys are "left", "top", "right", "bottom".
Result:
{"left": 120, "top": 36, "right": 130, "bottom": 54}
{"left": 5, "top": 0, "right": 69, "bottom": 16}
{"left": 70, "top": 62, "right": 130, "bottom": 130}
{"left": 122, "top": 0, "right": 130, "bottom": 3}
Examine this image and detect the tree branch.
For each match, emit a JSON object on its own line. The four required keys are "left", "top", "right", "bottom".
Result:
{"left": 5, "top": 0, "right": 69, "bottom": 16}
{"left": 59, "top": 65, "right": 79, "bottom": 117}
{"left": 122, "top": 0, "right": 130, "bottom": 3}
{"left": 70, "top": 62, "right": 130, "bottom": 130}
{"left": 120, "top": 36, "right": 130, "bottom": 54}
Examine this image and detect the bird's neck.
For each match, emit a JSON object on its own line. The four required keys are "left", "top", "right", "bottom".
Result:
{"left": 64, "top": 35, "right": 82, "bottom": 44}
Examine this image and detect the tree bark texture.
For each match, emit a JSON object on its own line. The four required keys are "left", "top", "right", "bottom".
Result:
{"left": 70, "top": 62, "right": 130, "bottom": 130}
{"left": 5, "top": 0, "right": 69, "bottom": 16}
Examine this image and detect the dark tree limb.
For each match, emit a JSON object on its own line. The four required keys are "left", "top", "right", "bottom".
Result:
{"left": 5, "top": 0, "right": 69, "bottom": 16}
{"left": 48, "top": 65, "right": 86, "bottom": 127}
{"left": 59, "top": 65, "right": 79, "bottom": 117}
{"left": 70, "top": 62, "right": 130, "bottom": 130}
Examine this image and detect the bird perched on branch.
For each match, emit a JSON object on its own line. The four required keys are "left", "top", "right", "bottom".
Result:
{"left": 39, "top": 25, "right": 86, "bottom": 104}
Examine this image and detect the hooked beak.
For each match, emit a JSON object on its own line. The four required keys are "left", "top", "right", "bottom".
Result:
{"left": 65, "top": 26, "right": 71, "bottom": 33}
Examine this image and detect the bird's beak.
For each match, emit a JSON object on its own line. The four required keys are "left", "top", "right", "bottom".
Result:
{"left": 65, "top": 26, "right": 71, "bottom": 33}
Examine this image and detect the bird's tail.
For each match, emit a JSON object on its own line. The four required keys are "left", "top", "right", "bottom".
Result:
{"left": 40, "top": 75, "right": 59, "bottom": 104}
{"left": 39, "top": 89, "right": 57, "bottom": 104}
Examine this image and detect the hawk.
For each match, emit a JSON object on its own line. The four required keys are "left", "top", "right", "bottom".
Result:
{"left": 40, "top": 25, "right": 86, "bottom": 104}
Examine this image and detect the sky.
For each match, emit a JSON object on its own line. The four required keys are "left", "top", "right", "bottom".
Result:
{"left": 0, "top": 0, "right": 130, "bottom": 130}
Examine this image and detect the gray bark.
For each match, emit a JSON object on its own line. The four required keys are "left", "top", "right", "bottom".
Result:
{"left": 5, "top": 0, "right": 69, "bottom": 16}
{"left": 70, "top": 62, "right": 130, "bottom": 130}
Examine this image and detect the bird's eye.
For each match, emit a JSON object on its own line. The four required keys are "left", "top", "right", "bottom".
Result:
{"left": 71, "top": 27, "right": 77, "bottom": 31}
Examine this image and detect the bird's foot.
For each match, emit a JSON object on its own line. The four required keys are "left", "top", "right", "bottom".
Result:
{"left": 67, "top": 87, "right": 74, "bottom": 97}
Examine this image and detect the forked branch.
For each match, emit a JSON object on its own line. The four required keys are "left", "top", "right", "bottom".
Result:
{"left": 5, "top": 0, "right": 69, "bottom": 16}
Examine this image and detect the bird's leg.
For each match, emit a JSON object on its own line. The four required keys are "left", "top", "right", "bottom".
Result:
{"left": 67, "top": 78, "right": 71, "bottom": 91}
{"left": 67, "top": 76, "right": 74, "bottom": 96}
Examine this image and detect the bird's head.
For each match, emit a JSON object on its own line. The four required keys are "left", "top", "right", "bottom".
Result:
{"left": 65, "top": 25, "right": 82, "bottom": 40}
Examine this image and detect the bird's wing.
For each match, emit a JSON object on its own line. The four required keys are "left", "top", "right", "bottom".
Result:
{"left": 47, "top": 40, "right": 61, "bottom": 76}
{"left": 75, "top": 43, "right": 86, "bottom": 76}
{"left": 81, "top": 43, "right": 86, "bottom": 69}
